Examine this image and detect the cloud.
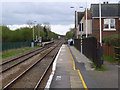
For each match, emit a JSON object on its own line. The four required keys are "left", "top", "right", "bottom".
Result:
{"left": 2, "top": 2, "right": 76, "bottom": 25}
{"left": 1, "top": 0, "right": 93, "bottom": 2}
{"left": 2, "top": 1, "right": 119, "bottom": 25}
{"left": 2, "top": 0, "right": 119, "bottom": 35}
{"left": 7, "top": 24, "right": 29, "bottom": 30}
{"left": 7, "top": 24, "right": 74, "bottom": 35}
{"left": 51, "top": 24, "right": 74, "bottom": 35}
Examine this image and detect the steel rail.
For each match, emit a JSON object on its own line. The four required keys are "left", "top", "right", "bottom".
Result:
{"left": 1, "top": 42, "right": 54, "bottom": 66}
{"left": 0, "top": 48, "right": 46, "bottom": 73}
{"left": 0, "top": 43, "right": 55, "bottom": 73}
{"left": 34, "top": 46, "right": 60, "bottom": 90}
{"left": 1, "top": 47, "right": 43, "bottom": 66}
{"left": 2, "top": 42, "right": 61, "bottom": 89}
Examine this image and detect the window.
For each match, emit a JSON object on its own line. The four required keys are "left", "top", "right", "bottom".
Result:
{"left": 79, "top": 23, "right": 83, "bottom": 31}
{"left": 110, "top": 19, "right": 115, "bottom": 29}
{"left": 104, "top": 19, "right": 115, "bottom": 30}
{"left": 104, "top": 19, "right": 109, "bottom": 29}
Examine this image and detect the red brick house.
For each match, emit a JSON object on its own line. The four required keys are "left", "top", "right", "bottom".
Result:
{"left": 91, "top": 2, "right": 120, "bottom": 57}
{"left": 91, "top": 2, "right": 120, "bottom": 42}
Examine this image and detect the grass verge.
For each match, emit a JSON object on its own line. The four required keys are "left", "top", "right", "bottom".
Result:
{"left": 103, "top": 54, "right": 118, "bottom": 63}
{"left": 1, "top": 46, "right": 41, "bottom": 59}
{"left": 91, "top": 64, "right": 108, "bottom": 71}
{"left": 89, "top": 57, "right": 108, "bottom": 71}
{"left": 95, "top": 66, "right": 108, "bottom": 71}
{"left": 74, "top": 46, "right": 108, "bottom": 71}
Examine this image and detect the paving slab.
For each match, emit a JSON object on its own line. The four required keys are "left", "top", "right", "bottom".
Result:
{"left": 50, "top": 44, "right": 84, "bottom": 88}
{"left": 69, "top": 46, "right": 119, "bottom": 89}
{"left": 46, "top": 45, "right": 118, "bottom": 89}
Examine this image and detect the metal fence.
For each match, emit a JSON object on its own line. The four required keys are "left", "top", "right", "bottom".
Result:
{"left": 74, "top": 37, "right": 103, "bottom": 68}
{"left": 1, "top": 42, "right": 37, "bottom": 51}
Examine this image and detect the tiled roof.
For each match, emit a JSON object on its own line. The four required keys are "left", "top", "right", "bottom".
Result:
{"left": 91, "top": 3, "right": 119, "bottom": 17}
{"left": 77, "top": 12, "right": 84, "bottom": 24}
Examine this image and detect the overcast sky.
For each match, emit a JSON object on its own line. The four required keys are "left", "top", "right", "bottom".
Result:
{"left": 1, "top": 0, "right": 119, "bottom": 35}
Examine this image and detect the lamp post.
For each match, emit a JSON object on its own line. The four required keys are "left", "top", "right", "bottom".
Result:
{"left": 31, "top": 21, "right": 36, "bottom": 48}
{"left": 70, "top": 6, "right": 85, "bottom": 55}
{"left": 38, "top": 24, "right": 42, "bottom": 45}
{"left": 70, "top": 7, "right": 77, "bottom": 39}
{"left": 38, "top": 24, "right": 40, "bottom": 41}
{"left": 71, "top": 1, "right": 88, "bottom": 39}
{"left": 79, "top": 6, "right": 84, "bottom": 55}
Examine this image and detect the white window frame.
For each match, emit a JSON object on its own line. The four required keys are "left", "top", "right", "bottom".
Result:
{"left": 103, "top": 19, "right": 116, "bottom": 31}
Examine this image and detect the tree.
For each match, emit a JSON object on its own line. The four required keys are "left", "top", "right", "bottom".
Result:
{"left": 66, "top": 28, "right": 75, "bottom": 40}
{"left": 44, "top": 22, "right": 51, "bottom": 31}
{"left": 2, "top": 26, "right": 11, "bottom": 42}
{"left": 43, "top": 26, "right": 48, "bottom": 40}
{"left": 1, "top": 25, "right": 60, "bottom": 43}
{"left": 27, "top": 20, "right": 33, "bottom": 28}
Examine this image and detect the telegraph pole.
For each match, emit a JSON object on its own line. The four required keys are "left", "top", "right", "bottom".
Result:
{"left": 99, "top": 1, "right": 102, "bottom": 44}
{"left": 86, "top": 0, "right": 88, "bottom": 38}
{"left": 99, "top": 0, "right": 103, "bottom": 64}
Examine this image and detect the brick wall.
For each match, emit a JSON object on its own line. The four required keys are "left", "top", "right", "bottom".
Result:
{"left": 92, "top": 18, "right": 119, "bottom": 57}
{"left": 92, "top": 18, "right": 119, "bottom": 42}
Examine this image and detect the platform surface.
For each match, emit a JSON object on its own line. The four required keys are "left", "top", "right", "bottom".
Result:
{"left": 46, "top": 44, "right": 118, "bottom": 89}
{"left": 69, "top": 46, "right": 118, "bottom": 88}
{"left": 50, "top": 44, "right": 84, "bottom": 88}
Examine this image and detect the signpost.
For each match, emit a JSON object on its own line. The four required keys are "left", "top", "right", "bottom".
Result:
{"left": 81, "top": 23, "right": 83, "bottom": 55}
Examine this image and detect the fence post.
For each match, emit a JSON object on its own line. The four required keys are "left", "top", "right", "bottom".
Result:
{"left": 96, "top": 42, "right": 102, "bottom": 68}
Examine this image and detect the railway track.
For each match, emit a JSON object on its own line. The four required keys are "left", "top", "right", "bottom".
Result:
{"left": 0, "top": 42, "right": 55, "bottom": 73}
{"left": 2, "top": 41, "right": 63, "bottom": 89}
{"left": 1, "top": 41, "right": 54, "bottom": 65}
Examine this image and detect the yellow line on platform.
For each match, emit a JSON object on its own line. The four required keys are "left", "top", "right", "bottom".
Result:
{"left": 67, "top": 46, "right": 88, "bottom": 90}
{"left": 77, "top": 70, "right": 88, "bottom": 90}
{"left": 68, "top": 46, "right": 76, "bottom": 70}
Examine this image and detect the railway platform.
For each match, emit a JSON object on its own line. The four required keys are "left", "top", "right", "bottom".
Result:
{"left": 45, "top": 44, "right": 85, "bottom": 89}
{"left": 45, "top": 44, "right": 119, "bottom": 89}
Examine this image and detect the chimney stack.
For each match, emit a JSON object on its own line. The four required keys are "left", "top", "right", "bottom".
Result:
{"left": 103, "top": 1, "right": 109, "bottom": 4}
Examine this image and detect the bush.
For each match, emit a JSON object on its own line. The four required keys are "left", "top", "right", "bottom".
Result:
{"left": 103, "top": 34, "right": 120, "bottom": 61}
{"left": 103, "top": 34, "right": 120, "bottom": 47}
